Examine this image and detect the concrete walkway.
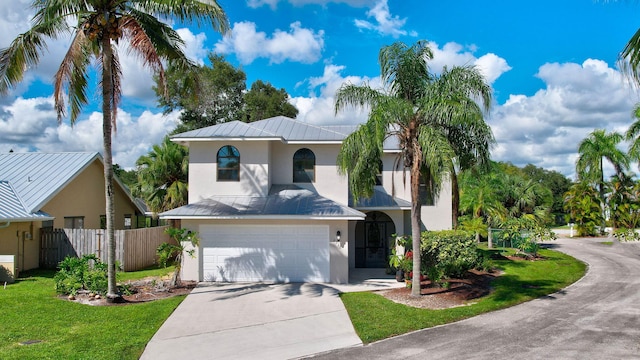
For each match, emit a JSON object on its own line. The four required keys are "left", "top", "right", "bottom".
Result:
{"left": 311, "top": 237, "right": 640, "bottom": 359}
{"left": 141, "top": 271, "right": 404, "bottom": 360}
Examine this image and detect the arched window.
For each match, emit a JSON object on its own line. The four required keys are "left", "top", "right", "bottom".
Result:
{"left": 217, "top": 145, "right": 240, "bottom": 181}
{"left": 293, "top": 148, "right": 315, "bottom": 183}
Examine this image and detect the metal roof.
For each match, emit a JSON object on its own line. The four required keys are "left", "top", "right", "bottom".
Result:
{"left": 0, "top": 181, "right": 53, "bottom": 221}
{"left": 0, "top": 152, "right": 145, "bottom": 215}
{"left": 350, "top": 187, "right": 412, "bottom": 210}
{"left": 172, "top": 116, "right": 353, "bottom": 143}
{"left": 160, "top": 185, "right": 366, "bottom": 220}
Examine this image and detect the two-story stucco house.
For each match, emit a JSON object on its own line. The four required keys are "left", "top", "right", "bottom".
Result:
{"left": 161, "top": 116, "right": 451, "bottom": 283}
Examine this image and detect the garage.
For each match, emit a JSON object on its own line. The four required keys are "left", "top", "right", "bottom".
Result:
{"left": 200, "top": 224, "right": 330, "bottom": 282}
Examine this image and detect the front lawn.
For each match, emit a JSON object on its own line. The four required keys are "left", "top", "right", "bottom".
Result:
{"left": 0, "top": 267, "right": 183, "bottom": 360}
{"left": 341, "top": 248, "right": 586, "bottom": 343}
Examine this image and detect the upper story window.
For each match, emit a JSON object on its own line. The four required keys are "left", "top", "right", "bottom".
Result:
{"left": 293, "top": 148, "right": 315, "bottom": 183}
{"left": 217, "top": 145, "right": 240, "bottom": 181}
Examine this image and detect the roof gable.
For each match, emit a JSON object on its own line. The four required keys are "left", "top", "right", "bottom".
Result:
{"left": 0, "top": 152, "right": 144, "bottom": 214}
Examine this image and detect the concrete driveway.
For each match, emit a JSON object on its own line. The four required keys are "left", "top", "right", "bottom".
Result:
{"left": 311, "top": 237, "right": 640, "bottom": 359}
{"left": 141, "top": 275, "right": 403, "bottom": 360}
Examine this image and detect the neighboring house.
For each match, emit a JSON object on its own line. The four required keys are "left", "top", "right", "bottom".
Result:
{"left": 161, "top": 116, "right": 452, "bottom": 284}
{"left": 0, "top": 152, "right": 145, "bottom": 276}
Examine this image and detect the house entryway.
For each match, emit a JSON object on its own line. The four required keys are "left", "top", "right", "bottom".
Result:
{"left": 354, "top": 211, "right": 396, "bottom": 268}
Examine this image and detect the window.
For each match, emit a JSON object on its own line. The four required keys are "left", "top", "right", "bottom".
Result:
{"left": 419, "top": 174, "right": 435, "bottom": 206}
{"left": 293, "top": 148, "right": 315, "bottom": 183}
{"left": 42, "top": 220, "right": 53, "bottom": 229}
{"left": 64, "top": 216, "right": 84, "bottom": 229}
{"left": 124, "top": 214, "right": 132, "bottom": 229}
{"left": 100, "top": 215, "right": 106, "bottom": 229}
{"left": 375, "top": 160, "right": 383, "bottom": 186}
{"left": 217, "top": 145, "right": 240, "bottom": 181}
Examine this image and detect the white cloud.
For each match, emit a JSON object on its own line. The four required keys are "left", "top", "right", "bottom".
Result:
{"left": 215, "top": 21, "right": 324, "bottom": 64}
{"left": 0, "top": 96, "right": 180, "bottom": 168}
{"left": 428, "top": 41, "right": 511, "bottom": 85}
{"left": 489, "top": 59, "right": 638, "bottom": 178}
{"left": 354, "top": 0, "right": 408, "bottom": 38}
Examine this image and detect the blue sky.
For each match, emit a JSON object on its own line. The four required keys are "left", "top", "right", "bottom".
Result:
{"left": 1, "top": 0, "right": 640, "bottom": 178}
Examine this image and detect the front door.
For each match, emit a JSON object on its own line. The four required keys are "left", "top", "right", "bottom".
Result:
{"left": 355, "top": 211, "right": 396, "bottom": 268}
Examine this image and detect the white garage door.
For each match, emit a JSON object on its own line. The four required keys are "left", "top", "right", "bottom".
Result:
{"left": 200, "top": 224, "right": 330, "bottom": 282}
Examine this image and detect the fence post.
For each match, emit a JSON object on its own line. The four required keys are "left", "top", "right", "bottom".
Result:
{"left": 488, "top": 227, "right": 493, "bottom": 249}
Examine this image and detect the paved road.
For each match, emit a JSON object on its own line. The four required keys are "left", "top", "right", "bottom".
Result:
{"left": 311, "top": 237, "right": 640, "bottom": 359}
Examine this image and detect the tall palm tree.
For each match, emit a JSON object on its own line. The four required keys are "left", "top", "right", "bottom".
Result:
{"left": 335, "top": 40, "right": 492, "bottom": 297}
{"left": 576, "top": 129, "right": 629, "bottom": 231}
{"left": 136, "top": 136, "right": 189, "bottom": 214}
{"left": 625, "top": 103, "right": 640, "bottom": 164}
{"left": 0, "top": 0, "right": 228, "bottom": 302}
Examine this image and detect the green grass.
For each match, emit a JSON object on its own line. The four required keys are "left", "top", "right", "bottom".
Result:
{"left": 341, "top": 248, "right": 586, "bottom": 343}
{"left": 599, "top": 241, "right": 614, "bottom": 246}
{"left": 0, "top": 268, "right": 183, "bottom": 360}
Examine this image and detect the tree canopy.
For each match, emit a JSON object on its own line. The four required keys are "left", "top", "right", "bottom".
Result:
{"left": 0, "top": 0, "right": 228, "bottom": 301}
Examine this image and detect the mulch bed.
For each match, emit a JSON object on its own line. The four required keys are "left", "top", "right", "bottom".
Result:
{"left": 61, "top": 278, "right": 196, "bottom": 306}
{"left": 379, "top": 269, "right": 499, "bottom": 309}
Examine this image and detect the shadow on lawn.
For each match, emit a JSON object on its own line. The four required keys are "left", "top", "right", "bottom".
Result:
{"left": 490, "top": 274, "right": 565, "bottom": 302}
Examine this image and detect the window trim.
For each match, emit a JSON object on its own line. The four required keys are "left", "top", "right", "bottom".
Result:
{"left": 293, "top": 148, "right": 316, "bottom": 183}
{"left": 217, "top": 145, "right": 240, "bottom": 182}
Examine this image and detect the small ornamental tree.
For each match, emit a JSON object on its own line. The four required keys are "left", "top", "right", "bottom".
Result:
{"left": 157, "top": 228, "right": 199, "bottom": 286}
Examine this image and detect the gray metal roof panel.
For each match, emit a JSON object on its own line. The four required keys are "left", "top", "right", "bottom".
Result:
{"left": 171, "top": 116, "right": 351, "bottom": 142}
{"left": 0, "top": 181, "right": 53, "bottom": 221}
{"left": 160, "top": 185, "right": 365, "bottom": 219}
{"left": 349, "top": 187, "right": 412, "bottom": 209}
{"left": 0, "top": 152, "right": 99, "bottom": 213}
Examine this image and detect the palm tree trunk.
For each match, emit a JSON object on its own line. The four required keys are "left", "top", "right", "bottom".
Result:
{"left": 599, "top": 158, "right": 606, "bottom": 233}
{"left": 102, "top": 36, "right": 120, "bottom": 302}
{"left": 410, "top": 146, "right": 422, "bottom": 298}
{"left": 451, "top": 168, "right": 459, "bottom": 229}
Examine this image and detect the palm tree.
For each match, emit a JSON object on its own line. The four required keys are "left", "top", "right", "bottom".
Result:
{"left": 335, "top": 40, "right": 492, "bottom": 297}
{"left": 625, "top": 103, "right": 640, "bottom": 164}
{"left": 136, "top": 136, "right": 189, "bottom": 214}
{"left": 0, "top": 0, "right": 228, "bottom": 302}
{"left": 576, "top": 129, "right": 629, "bottom": 231}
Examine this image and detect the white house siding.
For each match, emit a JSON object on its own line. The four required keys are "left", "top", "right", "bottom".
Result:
{"left": 270, "top": 142, "right": 349, "bottom": 205}
{"left": 188, "top": 141, "right": 271, "bottom": 202}
{"left": 382, "top": 152, "right": 452, "bottom": 231}
{"left": 180, "top": 219, "right": 350, "bottom": 284}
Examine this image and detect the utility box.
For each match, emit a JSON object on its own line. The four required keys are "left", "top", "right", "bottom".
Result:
{"left": 0, "top": 255, "right": 15, "bottom": 283}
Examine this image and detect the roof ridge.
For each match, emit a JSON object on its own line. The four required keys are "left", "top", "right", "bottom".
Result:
{"left": 281, "top": 117, "right": 349, "bottom": 137}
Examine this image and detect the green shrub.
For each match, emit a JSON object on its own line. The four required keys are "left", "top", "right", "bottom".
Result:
{"left": 420, "top": 230, "right": 482, "bottom": 280}
{"left": 54, "top": 254, "right": 108, "bottom": 295}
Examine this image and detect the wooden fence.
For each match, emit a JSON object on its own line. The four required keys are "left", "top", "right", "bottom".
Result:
{"left": 40, "top": 226, "right": 175, "bottom": 271}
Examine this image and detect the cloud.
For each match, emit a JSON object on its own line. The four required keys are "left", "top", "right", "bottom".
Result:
{"left": 215, "top": 21, "right": 324, "bottom": 64}
{"left": 428, "top": 41, "right": 511, "bottom": 85}
{"left": 489, "top": 59, "right": 638, "bottom": 178}
{"left": 353, "top": 0, "right": 409, "bottom": 38}
{"left": 0, "top": 96, "right": 180, "bottom": 168}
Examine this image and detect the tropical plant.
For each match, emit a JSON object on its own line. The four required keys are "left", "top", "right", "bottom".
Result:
{"left": 420, "top": 230, "right": 481, "bottom": 281}
{"left": 135, "top": 136, "right": 189, "bottom": 214}
{"left": 158, "top": 227, "right": 200, "bottom": 286}
{"left": 0, "top": 0, "right": 228, "bottom": 301}
{"left": 564, "top": 181, "right": 604, "bottom": 236}
{"left": 334, "top": 40, "right": 492, "bottom": 296}
{"left": 576, "top": 129, "right": 630, "bottom": 231}
{"left": 54, "top": 254, "right": 108, "bottom": 296}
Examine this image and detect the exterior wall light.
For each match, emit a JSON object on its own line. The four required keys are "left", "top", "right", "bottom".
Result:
{"left": 336, "top": 230, "right": 341, "bottom": 242}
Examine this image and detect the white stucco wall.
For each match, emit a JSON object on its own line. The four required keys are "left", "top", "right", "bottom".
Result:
{"left": 381, "top": 151, "right": 452, "bottom": 231}
{"left": 188, "top": 141, "right": 271, "bottom": 202}
{"left": 270, "top": 142, "right": 348, "bottom": 204}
